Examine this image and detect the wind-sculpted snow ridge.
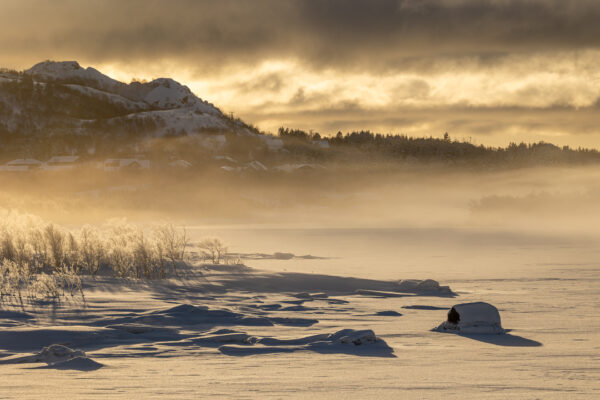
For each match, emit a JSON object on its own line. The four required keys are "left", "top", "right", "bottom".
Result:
{"left": 219, "top": 329, "right": 395, "bottom": 358}
{"left": 93, "top": 303, "right": 318, "bottom": 328}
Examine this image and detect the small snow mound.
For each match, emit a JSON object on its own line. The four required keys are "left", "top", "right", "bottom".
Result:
{"left": 434, "top": 302, "right": 505, "bottom": 334}
{"left": 49, "top": 356, "right": 103, "bottom": 371}
{"left": 32, "top": 344, "right": 86, "bottom": 364}
{"left": 330, "top": 329, "right": 379, "bottom": 346}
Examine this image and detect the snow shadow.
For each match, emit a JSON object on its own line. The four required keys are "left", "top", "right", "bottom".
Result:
{"left": 402, "top": 305, "right": 448, "bottom": 310}
{"left": 456, "top": 332, "right": 542, "bottom": 347}
{"left": 209, "top": 266, "right": 455, "bottom": 297}
{"left": 32, "top": 357, "right": 104, "bottom": 371}
{"left": 226, "top": 252, "right": 329, "bottom": 261}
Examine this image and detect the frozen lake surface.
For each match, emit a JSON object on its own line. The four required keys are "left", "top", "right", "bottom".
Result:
{"left": 1, "top": 226, "right": 599, "bottom": 398}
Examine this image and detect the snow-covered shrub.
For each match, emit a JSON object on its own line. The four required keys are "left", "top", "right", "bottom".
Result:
{"left": 0, "top": 258, "right": 82, "bottom": 302}
{"left": 44, "top": 224, "right": 66, "bottom": 271}
{"left": 107, "top": 223, "right": 135, "bottom": 278}
{"left": 0, "top": 209, "right": 220, "bottom": 288}
{"left": 79, "top": 226, "right": 105, "bottom": 276}
{"left": 53, "top": 267, "right": 83, "bottom": 297}
{"left": 28, "top": 273, "right": 61, "bottom": 300}
{"left": 155, "top": 224, "right": 188, "bottom": 275}
{"left": 0, "top": 259, "right": 25, "bottom": 300}
{"left": 198, "top": 238, "right": 228, "bottom": 264}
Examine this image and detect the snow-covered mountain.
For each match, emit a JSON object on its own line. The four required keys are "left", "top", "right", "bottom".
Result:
{"left": 25, "top": 61, "right": 221, "bottom": 114}
{"left": 0, "top": 60, "right": 258, "bottom": 139}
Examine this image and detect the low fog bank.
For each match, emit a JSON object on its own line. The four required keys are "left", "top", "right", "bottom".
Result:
{"left": 2, "top": 163, "right": 600, "bottom": 239}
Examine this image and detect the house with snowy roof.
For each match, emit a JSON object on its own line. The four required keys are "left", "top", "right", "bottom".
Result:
{"left": 0, "top": 158, "right": 43, "bottom": 172}
{"left": 42, "top": 156, "right": 80, "bottom": 171}
{"left": 103, "top": 158, "right": 150, "bottom": 172}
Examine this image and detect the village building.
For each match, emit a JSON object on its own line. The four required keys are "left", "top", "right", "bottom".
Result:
{"left": 103, "top": 158, "right": 150, "bottom": 172}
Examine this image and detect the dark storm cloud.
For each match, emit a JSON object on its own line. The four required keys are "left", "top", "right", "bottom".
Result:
{"left": 3, "top": 0, "right": 599, "bottom": 146}
{"left": 3, "top": 0, "right": 600, "bottom": 72}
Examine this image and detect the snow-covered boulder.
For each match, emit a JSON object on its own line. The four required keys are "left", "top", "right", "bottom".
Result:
{"left": 434, "top": 302, "right": 504, "bottom": 334}
{"left": 24, "top": 344, "right": 86, "bottom": 365}
{"left": 336, "top": 329, "right": 378, "bottom": 346}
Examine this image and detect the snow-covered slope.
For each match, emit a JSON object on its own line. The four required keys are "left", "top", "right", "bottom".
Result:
{"left": 63, "top": 84, "right": 148, "bottom": 111}
{"left": 25, "top": 61, "right": 222, "bottom": 115}
{"left": 0, "top": 60, "right": 267, "bottom": 141}
{"left": 141, "top": 78, "right": 219, "bottom": 113}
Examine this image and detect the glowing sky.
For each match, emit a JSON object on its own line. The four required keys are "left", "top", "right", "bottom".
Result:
{"left": 2, "top": 0, "right": 600, "bottom": 146}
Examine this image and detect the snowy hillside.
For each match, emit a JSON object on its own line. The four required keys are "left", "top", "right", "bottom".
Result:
{"left": 25, "top": 61, "right": 222, "bottom": 114}
{"left": 0, "top": 61, "right": 258, "bottom": 141}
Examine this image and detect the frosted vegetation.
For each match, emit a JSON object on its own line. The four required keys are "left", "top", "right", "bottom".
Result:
{"left": 0, "top": 209, "right": 227, "bottom": 303}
